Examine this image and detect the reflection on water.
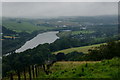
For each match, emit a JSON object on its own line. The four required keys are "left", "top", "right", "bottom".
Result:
{"left": 16, "top": 31, "right": 59, "bottom": 53}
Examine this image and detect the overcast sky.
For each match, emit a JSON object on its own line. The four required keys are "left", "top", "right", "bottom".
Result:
{"left": 2, "top": 2, "right": 118, "bottom": 18}
{"left": 1, "top": 0, "right": 119, "bottom": 2}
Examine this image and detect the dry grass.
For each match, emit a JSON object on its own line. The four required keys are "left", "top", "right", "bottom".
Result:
{"left": 56, "top": 61, "right": 101, "bottom": 64}
{"left": 50, "top": 61, "right": 101, "bottom": 71}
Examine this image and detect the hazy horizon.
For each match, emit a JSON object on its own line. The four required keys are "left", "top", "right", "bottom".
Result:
{"left": 2, "top": 2, "right": 118, "bottom": 18}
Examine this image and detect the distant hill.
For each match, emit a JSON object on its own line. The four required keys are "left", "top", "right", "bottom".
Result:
{"left": 2, "top": 18, "right": 55, "bottom": 33}
{"left": 2, "top": 15, "right": 117, "bottom": 33}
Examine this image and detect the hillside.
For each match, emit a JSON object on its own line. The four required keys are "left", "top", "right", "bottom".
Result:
{"left": 44, "top": 57, "right": 120, "bottom": 78}
{"left": 3, "top": 40, "right": 120, "bottom": 79}
{"left": 2, "top": 19, "right": 56, "bottom": 33}
{"left": 54, "top": 43, "right": 106, "bottom": 54}
{"left": 4, "top": 58, "right": 120, "bottom": 79}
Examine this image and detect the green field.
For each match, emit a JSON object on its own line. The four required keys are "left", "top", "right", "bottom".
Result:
{"left": 54, "top": 43, "right": 106, "bottom": 54}
{"left": 11, "top": 58, "right": 119, "bottom": 78}
{"left": 6, "top": 57, "right": 119, "bottom": 79}
{"left": 44, "top": 57, "right": 120, "bottom": 78}
{"left": 2, "top": 21, "right": 56, "bottom": 33}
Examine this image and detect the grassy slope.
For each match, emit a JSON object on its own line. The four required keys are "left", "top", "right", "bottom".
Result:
{"left": 9, "top": 58, "right": 119, "bottom": 79}
{"left": 44, "top": 57, "right": 120, "bottom": 78}
{"left": 2, "top": 21, "right": 55, "bottom": 33}
{"left": 53, "top": 43, "right": 106, "bottom": 54}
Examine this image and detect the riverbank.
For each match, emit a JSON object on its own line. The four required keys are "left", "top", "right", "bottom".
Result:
{"left": 16, "top": 31, "right": 59, "bottom": 53}
{"left": 3, "top": 31, "right": 59, "bottom": 56}
{"left": 2, "top": 30, "right": 48, "bottom": 55}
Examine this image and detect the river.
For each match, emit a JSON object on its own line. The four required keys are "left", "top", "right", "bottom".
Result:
{"left": 15, "top": 31, "right": 59, "bottom": 53}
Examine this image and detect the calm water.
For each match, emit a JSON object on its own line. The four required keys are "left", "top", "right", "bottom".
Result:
{"left": 15, "top": 31, "right": 59, "bottom": 53}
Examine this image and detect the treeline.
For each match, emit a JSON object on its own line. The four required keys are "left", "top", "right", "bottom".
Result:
{"left": 56, "top": 41, "right": 120, "bottom": 61}
{"left": 88, "top": 41, "right": 120, "bottom": 60}
{"left": 3, "top": 43, "right": 56, "bottom": 80}
{"left": 49, "top": 35, "right": 119, "bottom": 52}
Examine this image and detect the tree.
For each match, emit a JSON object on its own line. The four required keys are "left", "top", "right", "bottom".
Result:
{"left": 56, "top": 53, "right": 65, "bottom": 61}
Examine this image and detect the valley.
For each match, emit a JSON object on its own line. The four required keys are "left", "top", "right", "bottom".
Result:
{"left": 2, "top": 16, "right": 120, "bottom": 80}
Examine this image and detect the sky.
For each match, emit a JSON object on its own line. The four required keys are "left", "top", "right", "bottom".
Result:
{"left": 1, "top": 0, "right": 119, "bottom": 18}
{"left": 1, "top": 0, "right": 119, "bottom": 2}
